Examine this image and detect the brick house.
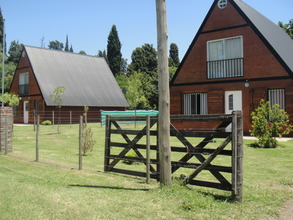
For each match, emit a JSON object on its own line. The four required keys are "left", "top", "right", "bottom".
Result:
{"left": 10, "top": 46, "right": 129, "bottom": 124}
{"left": 170, "top": 0, "right": 293, "bottom": 135}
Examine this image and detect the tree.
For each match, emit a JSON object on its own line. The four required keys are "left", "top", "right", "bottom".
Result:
{"left": 48, "top": 40, "right": 64, "bottom": 50}
{"left": 0, "top": 50, "right": 17, "bottom": 91}
{"left": 65, "top": 35, "right": 69, "bottom": 51}
{"left": 128, "top": 44, "right": 158, "bottom": 109}
{"left": 79, "top": 50, "right": 87, "bottom": 55}
{"left": 98, "top": 50, "right": 108, "bottom": 63}
{"left": 7, "top": 40, "right": 23, "bottom": 64}
{"left": 70, "top": 45, "right": 73, "bottom": 52}
{"left": 0, "top": 92, "right": 21, "bottom": 106}
{"left": 50, "top": 86, "right": 66, "bottom": 133}
{"left": 250, "top": 99, "right": 293, "bottom": 148}
{"left": 107, "top": 25, "right": 122, "bottom": 76}
{"left": 124, "top": 72, "right": 149, "bottom": 109}
{"left": 278, "top": 20, "right": 293, "bottom": 40}
{"left": 169, "top": 43, "right": 180, "bottom": 67}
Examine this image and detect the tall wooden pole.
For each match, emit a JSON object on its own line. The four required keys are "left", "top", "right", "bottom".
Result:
{"left": 156, "top": 0, "right": 172, "bottom": 186}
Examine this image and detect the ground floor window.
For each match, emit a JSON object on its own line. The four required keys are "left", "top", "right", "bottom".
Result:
{"left": 13, "top": 105, "right": 18, "bottom": 118}
{"left": 268, "top": 89, "right": 285, "bottom": 110}
{"left": 184, "top": 93, "right": 208, "bottom": 115}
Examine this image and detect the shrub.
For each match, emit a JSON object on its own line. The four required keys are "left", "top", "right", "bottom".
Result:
{"left": 250, "top": 99, "right": 292, "bottom": 148}
{"left": 41, "top": 120, "right": 52, "bottom": 125}
{"left": 82, "top": 127, "right": 95, "bottom": 156}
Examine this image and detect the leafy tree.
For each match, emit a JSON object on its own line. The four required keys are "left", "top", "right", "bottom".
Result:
{"left": 169, "top": 43, "right": 180, "bottom": 67}
{"left": 48, "top": 40, "right": 64, "bottom": 51}
{"left": 79, "top": 50, "right": 87, "bottom": 55}
{"left": 107, "top": 25, "right": 122, "bottom": 76}
{"left": 65, "top": 35, "right": 69, "bottom": 51}
{"left": 50, "top": 86, "right": 66, "bottom": 133}
{"left": 0, "top": 92, "right": 21, "bottom": 106}
{"left": 128, "top": 44, "right": 158, "bottom": 109}
{"left": 0, "top": 51, "right": 17, "bottom": 91}
{"left": 7, "top": 40, "right": 23, "bottom": 64}
{"left": 250, "top": 99, "right": 293, "bottom": 148}
{"left": 278, "top": 20, "right": 293, "bottom": 40}
{"left": 125, "top": 72, "right": 149, "bottom": 109}
{"left": 98, "top": 50, "right": 108, "bottom": 63}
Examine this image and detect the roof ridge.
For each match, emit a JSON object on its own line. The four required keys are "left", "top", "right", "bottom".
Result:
{"left": 24, "top": 45, "right": 103, "bottom": 59}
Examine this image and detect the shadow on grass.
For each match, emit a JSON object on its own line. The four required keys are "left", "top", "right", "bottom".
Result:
{"left": 197, "top": 190, "right": 235, "bottom": 202}
{"left": 68, "top": 184, "right": 150, "bottom": 191}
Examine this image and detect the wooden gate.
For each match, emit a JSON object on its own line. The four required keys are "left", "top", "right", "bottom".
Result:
{"left": 104, "top": 111, "right": 243, "bottom": 201}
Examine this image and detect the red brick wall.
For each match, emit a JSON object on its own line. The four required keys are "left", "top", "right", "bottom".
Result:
{"left": 170, "top": 2, "right": 293, "bottom": 136}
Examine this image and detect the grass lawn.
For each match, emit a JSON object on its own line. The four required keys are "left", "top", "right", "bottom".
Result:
{"left": 0, "top": 123, "right": 292, "bottom": 219}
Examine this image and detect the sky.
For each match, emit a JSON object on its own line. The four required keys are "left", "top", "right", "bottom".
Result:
{"left": 1, "top": 0, "right": 292, "bottom": 62}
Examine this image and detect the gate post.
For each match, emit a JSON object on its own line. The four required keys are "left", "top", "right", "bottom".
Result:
{"left": 104, "top": 115, "right": 111, "bottom": 172}
{"left": 232, "top": 111, "right": 243, "bottom": 202}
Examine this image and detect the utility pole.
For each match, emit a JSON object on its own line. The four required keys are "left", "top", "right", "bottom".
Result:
{"left": 2, "top": 19, "right": 5, "bottom": 107}
{"left": 156, "top": 0, "right": 172, "bottom": 186}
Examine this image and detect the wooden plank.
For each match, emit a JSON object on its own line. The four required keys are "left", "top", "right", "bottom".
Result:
{"left": 183, "top": 135, "right": 232, "bottom": 184}
{"left": 170, "top": 146, "right": 232, "bottom": 156}
{"left": 110, "top": 129, "right": 157, "bottom": 136}
{"left": 110, "top": 142, "right": 158, "bottom": 151}
{"left": 189, "top": 180, "right": 232, "bottom": 191}
{"left": 170, "top": 114, "right": 233, "bottom": 122}
{"left": 108, "top": 155, "right": 158, "bottom": 165}
{"left": 111, "top": 168, "right": 158, "bottom": 179}
{"left": 171, "top": 161, "right": 232, "bottom": 173}
{"left": 175, "top": 130, "right": 231, "bottom": 138}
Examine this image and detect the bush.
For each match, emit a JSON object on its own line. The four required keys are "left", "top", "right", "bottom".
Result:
{"left": 41, "top": 120, "right": 52, "bottom": 125}
{"left": 250, "top": 99, "right": 292, "bottom": 148}
{"left": 82, "top": 127, "right": 95, "bottom": 156}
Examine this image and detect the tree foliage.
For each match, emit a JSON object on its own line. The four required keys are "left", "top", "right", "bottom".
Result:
{"left": 107, "top": 25, "right": 122, "bottom": 76}
{"left": 7, "top": 40, "right": 23, "bottom": 64}
{"left": 250, "top": 99, "right": 293, "bottom": 148}
{"left": 0, "top": 8, "right": 4, "bottom": 50}
{"left": 65, "top": 35, "right": 69, "bottom": 52}
{"left": 48, "top": 40, "right": 64, "bottom": 51}
{"left": 278, "top": 20, "right": 293, "bottom": 40}
{"left": 128, "top": 44, "right": 158, "bottom": 109}
{"left": 169, "top": 43, "right": 180, "bottom": 67}
{"left": 0, "top": 92, "right": 21, "bottom": 106}
{"left": 50, "top": 86, "right": 66, "bottom": 108}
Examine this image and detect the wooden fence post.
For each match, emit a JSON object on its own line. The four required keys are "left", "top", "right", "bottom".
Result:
{"left": 4, "top": 114, "right": 8, "bottom": 155}
{"left": 104, "top": 115, "right": 111, "bottom": 172}
{"left": 52, "top": 111, "right": 55, "bottom": 127}
{"left": 70, "top": 111, "right": 72, "bottom": 128}
{"left": 36, "top": 115, "right": 40, "bottom": 162}
{"left": 146, "top": 115, "right": 151, "bottom": 183}
{"left": 79, "top": 116, "right": 83, "bottom": 170}
{"left": 232, "top": 111, "right": 243, "bottom": 202}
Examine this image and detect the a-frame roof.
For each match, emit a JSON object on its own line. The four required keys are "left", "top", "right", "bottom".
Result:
{"left": 24, "top": 45, "right": 129, "bottom": 107}
{"left": 171, "top": 0, "right": 293, "bottom": 85}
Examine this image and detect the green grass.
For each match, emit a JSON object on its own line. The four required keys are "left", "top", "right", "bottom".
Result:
{"left": 0, "top": 124, "right": 292, "bottom": 219}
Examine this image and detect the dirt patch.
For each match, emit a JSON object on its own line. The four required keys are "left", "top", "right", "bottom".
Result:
{"left": 280, "top": 200, "right": 293, "bottom": 220}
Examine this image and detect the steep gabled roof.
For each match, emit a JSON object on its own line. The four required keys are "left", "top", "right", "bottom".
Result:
{"left": 232, "top": 0, "right": 293, "bottom": 77}
{"left": 171, "top": 0, "right": 293, "bottom": 85}
{"left": 24, "top": 46, "right": 129, "bottom": 107}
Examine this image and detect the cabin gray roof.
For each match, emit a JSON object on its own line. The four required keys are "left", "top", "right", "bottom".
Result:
{"left": 233, "top": 0, "right": 293, "bottom": 76}
{"left": 24, "top": 46, "right": 129, "bottom": 107}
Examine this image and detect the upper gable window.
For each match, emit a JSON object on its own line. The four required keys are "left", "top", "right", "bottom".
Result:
{"left": 207, "top": 36, "right": 244, "bottom": 79}
{"left": 218, "top": 0, "right": 227, "bottom": 9}
{"left": 19, "top": 72, "right": 29, "bottom": 95}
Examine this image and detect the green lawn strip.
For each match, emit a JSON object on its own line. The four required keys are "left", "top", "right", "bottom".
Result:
{"left": 0, "top": 124, "right": 291, "bottom": 219}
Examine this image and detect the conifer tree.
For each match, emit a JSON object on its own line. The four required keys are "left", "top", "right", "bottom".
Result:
{"left": 169, "top": 43, "right": 180, "bottom": 67}
{"left": 70, "top": 45, "right": 73, "bottom": 52}
{"left": 65, "top": 35, "right": 69, "bottom": 51}
{"left": 107, "top": 25, "right": 122, "bottom": 76}
{"left": 0, "top": 8, "right": 4, "bottom": 51}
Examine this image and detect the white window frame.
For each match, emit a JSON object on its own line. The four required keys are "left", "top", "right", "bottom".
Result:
{"left": 218, "top": 0, "right": 228, "bottom": 9}
{"left": 207, "top": 36, "right": 243, "bottom": 79}
{"left": 19, "top": 72, "right": 29, "bottom": 95}
{"left": 268, "top": 89, "right": 285, "bottom": 110}
{"left": 184, "top": 93, "right": 208, "bottom": 115}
